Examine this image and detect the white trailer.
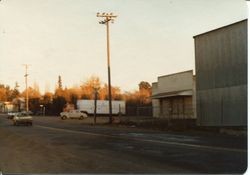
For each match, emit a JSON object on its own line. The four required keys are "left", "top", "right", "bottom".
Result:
{"left": 77, "top": 100, "right": 126, "bottom": 115}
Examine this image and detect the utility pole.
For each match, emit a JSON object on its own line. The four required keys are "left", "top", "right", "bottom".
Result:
{"left": 93, "top": 87, "right": 99, "bottom": 125}
{"left": 23, "top": 64, "right": 30, "bottom": 112}
{"left": 96, "top": 12, "right": 117, "bottom": 124}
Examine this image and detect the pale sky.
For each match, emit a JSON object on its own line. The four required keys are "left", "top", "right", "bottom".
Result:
{"left": 0, "top": 0, "right": 247, "bottom": 93}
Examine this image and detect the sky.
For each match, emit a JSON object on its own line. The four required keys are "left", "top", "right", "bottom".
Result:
{"left": 0, "top": 0, "right": 247, "bottom": 94}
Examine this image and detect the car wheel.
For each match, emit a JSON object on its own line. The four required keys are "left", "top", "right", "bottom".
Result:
{"left": 79, "top": 116, "right": 84, "bottom": 120}
{"left": 62, "top": 116, "right": 66, "bottom": 120}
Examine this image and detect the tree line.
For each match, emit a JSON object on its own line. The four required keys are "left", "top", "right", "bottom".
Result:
{"left": 0, "top": 76, "right": 152, "bottom": 115}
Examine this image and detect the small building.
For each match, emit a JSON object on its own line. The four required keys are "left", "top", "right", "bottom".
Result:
{"left": 194, "top": 19, "right": 247, "bottom": 126}
{"left": 0, "top": 101, "right": 4, "bottom": 112}
{"left": 151, "top": 70, "right": 196, "bottom": 119}
{"left": 0, "top": 102, "right": 14, "bottom": 113}
{"left": 0, "top": 98, "right": 25, "bottom": 113}
{"left": 12, "top": 97, "right": 25, "bottom": 112}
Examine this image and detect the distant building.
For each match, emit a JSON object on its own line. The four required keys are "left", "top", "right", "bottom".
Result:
{"left": 0, "top": 101, "right": 4, "bottom": 112}
{"left": 0, "top": 102, "right": 14, "bottom": 113}
{"left": 0, "top": 98, "right": 25, "bottom": 113}
{"left": 151, "top": 70, "right": 196, "bottom": 119}
{"left": 12, "top": 97, "right": 25, "bottom": 112}
{"left": 194, "top": 19, "right": 247, "bottom": 126}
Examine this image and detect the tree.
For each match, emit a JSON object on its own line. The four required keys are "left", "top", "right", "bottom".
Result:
{"left": 0, "top": 84, "right": 7, "bottom": 101}
{"left": 139, "top": 81, "right": 151, "bottom": 91}
{"left": 80, "top": 76, "right": 101, "bottom": 99}
{"left": 21, "top": 86, "right": 41, "bottom": 112}
{"left": 12, "top": 82, "right": 20, "bottom": 99}
{"left": 69, "top": 93, "right": 78, "bottom": 108}
{"left": 99, "top": 84, "right": 123, "bottom": 100}
{"left": 0, "top": 83, "right": 20, "bottom": 102}
{"left": 43, "top": 92, "right": 53, "bottom": 104}
{"left": 58, "top": 75, "right": 63, "bottom": 89}
{"left": 21, "top": 87, "right": 41, "bottom": 99}
{"left": 52, "top": 76, "right": 70, "bottom": 114}
{"left": 138, "top": 81, "right": 152, "bottom": 104}
{"left": 52, "top": 96, "right": 67, "bottom": 115}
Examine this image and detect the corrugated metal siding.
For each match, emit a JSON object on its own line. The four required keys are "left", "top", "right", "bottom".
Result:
{"left": 197, "top": 85, "right": 247, "bottom": 126}
{"left": 195, "top": 20, "right": 247, "bottom": 126}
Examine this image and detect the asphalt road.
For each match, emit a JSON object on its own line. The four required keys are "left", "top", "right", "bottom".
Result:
{"left": 0, "top": 115, "right": 247, "bottom": 174}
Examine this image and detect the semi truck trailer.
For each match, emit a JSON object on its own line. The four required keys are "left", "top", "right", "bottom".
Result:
{"left": 77, "top": 100, "right": 126, "bottom": 115}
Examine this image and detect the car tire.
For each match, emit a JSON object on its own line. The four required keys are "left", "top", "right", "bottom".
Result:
{"left": 79, "top": 116, "right": 84, "bottom": 120}
{"left": 62, "top": 116, "right": 66, "bottom": 120}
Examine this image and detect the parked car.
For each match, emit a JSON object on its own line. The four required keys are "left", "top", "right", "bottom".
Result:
{"left": 13, "top": 113, "right": 33, "bottom": 126}
{"left": 7, "top": 112, "right": 20, "bottom": 119}
{"left": 60, "top": 110, "right": 88, "bottom": 120}
{"left": 20, "top": 110, "right": 33, "bottom": 115}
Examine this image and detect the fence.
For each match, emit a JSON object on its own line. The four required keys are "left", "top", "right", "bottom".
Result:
{"left": 126, "top": 106, "right": 153, "bottom": 116}
{"left": 125, "top": 104, "right": 195, "bottom": 119}
{"left": 156, "top": 104, "right": 195, "bottom": 119}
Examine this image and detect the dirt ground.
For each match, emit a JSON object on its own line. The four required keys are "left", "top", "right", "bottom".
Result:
{"left": 0, "top": 127, "right": 78, "bottom": 173}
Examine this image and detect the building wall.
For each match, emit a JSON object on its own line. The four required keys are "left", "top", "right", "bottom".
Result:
{"left": 3, "top": 104, "right": 14, "bottom": 112}
{"left": 159, "top": 96, "right": 194, "bottom": 119}
{"left": 194, "top": 20, "right": 247, "bottom": 126}
{"left": 152, "top": 82, "right": 158, "bottom": 96}
{"left": 192, "top": 76, "right": 197, "bottom": 119}
{"left": 152, "top": 71, "right": 195, "bottom": 119}
{"left": 157, "top": 70, "right": 193, "bottom": 94}
{"left": 152, "top": 99, "right": 160, "bottom": 117}
{"left": 152, "top": 83, "right": 160, "bottom": 118}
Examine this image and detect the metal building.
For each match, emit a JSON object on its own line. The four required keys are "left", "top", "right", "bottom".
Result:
{"left": 152, "top": 70, "right": 196, "bottom": 119}
{"left": 194, "top": 19, "right": 247, "bottom": 126}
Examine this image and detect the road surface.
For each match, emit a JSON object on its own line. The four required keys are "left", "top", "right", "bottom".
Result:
{"left": 0, "top": 115, "right": 247, "bottom": 174}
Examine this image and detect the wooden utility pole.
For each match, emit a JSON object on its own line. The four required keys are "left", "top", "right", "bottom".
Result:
{"left": 93, "top": 88, "right": 98, "bottom": 124}
{"left": 96, "top": 12, "right": 117, "bottom": 124}
{"left": 23, "top": 64, "right": 30, "bottom": 112}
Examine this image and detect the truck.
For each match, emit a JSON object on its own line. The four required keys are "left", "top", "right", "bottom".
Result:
{"left": 77, "top": 100, "right": 126, "bottom": 115}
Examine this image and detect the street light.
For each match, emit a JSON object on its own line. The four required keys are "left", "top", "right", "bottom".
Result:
{"left": 96, "top": 12, "right": 117, "bottom": 124}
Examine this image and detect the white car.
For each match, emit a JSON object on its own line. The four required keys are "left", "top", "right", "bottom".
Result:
{"left": 7, "top": 112, "right": 20, "bottom": 119}
{"left": 60, "top": 110, "right": 88, "bottom": 120}
{"left": 13, "top": 113, "right": 33, "bottom": 126}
